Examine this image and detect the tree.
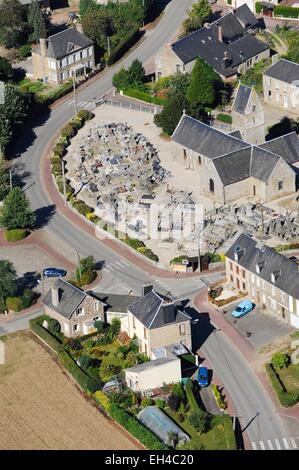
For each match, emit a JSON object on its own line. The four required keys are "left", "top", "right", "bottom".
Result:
{"left": 186, "top": 57, "right": 219, "bottom": 108}
{"left": 0, "top": 0, "right": 28, "bottom": 48}
{"left": 272, "top": 352, "right": 289, "bottom": 369}
{"left": 47, "top": 317, "right": 61, "bottom": 333}
{"left": 128, "top": 59, "right": 145, "bottom": 86}
{"left": 0, "top": 84, "right": 27, "bottom": 153}
{"left": 27, "top": 0, "right": 46, "bottom": 43}
{"left": 167, "top": 393, "right": 180, "bottom": 412}
{"left": 0, "top": 187, "right": 36, "bottom": 230}
{"left": 93, "top": 319, "right": 104, "bottom": 332}
{"left": 81, "top": 8, "right": 114, "bottom": 53}
{"left": 181, "top": 0, "right": 212, "bottom": 37}
{"left": 0, "top": 259, "right": 18, "bottom": 310}
{"left": 0, "top": 57, "right": 13, "bottom": 81}
{"left": 112, "top": 68, "right": 131, "bottom": 91}
{"left": 154, "top": 94, "right": 186, "bottom": 135}
{"left": 79, "top": 354, "right": 93, "bottom": 370}
{"left": 0, "top": 157, "right": 10, "bottom": 201}
{"left": 188, "top": 410, "right": 211, "bottom": 434}
{"left": 87, "top": 376, "right": 102, "bottom": 393}
{"left": 172, "top": 382, "right": 185, "bottom": 402}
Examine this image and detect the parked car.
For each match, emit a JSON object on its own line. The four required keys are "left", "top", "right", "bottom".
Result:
{"left": 197, "top": 366, "right": 209, "bottom": 387}
{"left": 231, "top": 300, "right": 254, "bottom": 318}
{"left": 43, "top": 267, "right": 67, "bottom": 278}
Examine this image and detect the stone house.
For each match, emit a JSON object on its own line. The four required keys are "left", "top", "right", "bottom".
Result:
{"left": 32, "top": 25, "right": 95, "bottom": 84}
{"left": 171, "top": 108, "right": 298, "bottom": 205}
{"left": 42, "top": 279, "right": 105, "bottom": 337}
{"left": 263, "top": 59, "right": 299, "bottom": 114}
{"left": 155, "top": 4, "right": 269, "bottom": 81}
{"left": 120, "top": 287, "right": 192, "bottom": 358}
{"left": 225, "top": 232, "right": 299, "bottom": 328}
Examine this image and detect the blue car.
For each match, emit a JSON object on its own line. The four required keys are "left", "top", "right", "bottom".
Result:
{"left": 43, "top": 267, "right": 67, "bottom": 278}
{"left": 231, "top": 300, "right": 253, "bottom": 318}
{"left": 197, "top": 366, "right": 209, "bottom": 387}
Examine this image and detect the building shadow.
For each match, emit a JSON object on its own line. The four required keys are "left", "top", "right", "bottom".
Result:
{"left": 34, "top": 204, "right": 56, "bottom": 229}
{"left": 266, "top": 116, "right": 299, "bottom": 141}
{"left": 184, "top": 305, "right": 216, "bottom": 351}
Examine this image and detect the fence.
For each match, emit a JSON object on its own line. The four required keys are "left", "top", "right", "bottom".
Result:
{"left": 96, "top": 98, "right": 162, "bottom": 114}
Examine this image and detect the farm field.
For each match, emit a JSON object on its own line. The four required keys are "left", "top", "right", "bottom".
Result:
{"left": 0, "top": 333, "right": 140, "bottom": 450}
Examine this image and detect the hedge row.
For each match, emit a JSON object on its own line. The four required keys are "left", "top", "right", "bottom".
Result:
{"left": 255, "top": 2, "right": 263, "bottom": 14}
{"left": 265, "top": 363, "right": 299, "bottom": 407}
{"left": 216, "top": 113, "right": 232, "bottom": 124}
{"left": 93, "top": 390, "right": 111, "bottom": 412}
{"left": 4, "top": 229, "right": 28, "bottom": 242}
{"left": 58, "top": 349, "right": 89, "bottom": 391}
{"left": 29, "top": 316, "right": 62, "bottom": 353}
{"left": 274, "top": 5, "right": 299, "bottom": 18}
{"left": 35, "top": 80, "right": 73, "bottom": 105}
{"left": 186, "top": 378, "right": 201, "bottom": 413}
{"left": 109, "top": 402, "right": 168, "bottom": 450}
{"left": 123, "top": 88, "right": 166, "bottom": 106}
{"left": 106, "top": 28, "right": 140, "bottom": 65}
{"left": 211, "top": 384, "right": 227, "bottom": 410}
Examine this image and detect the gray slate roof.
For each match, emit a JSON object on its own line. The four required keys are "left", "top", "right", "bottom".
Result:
{"left": 172, "top": 115, "right": 248, "bottom": 159}
{"left": 126, "top": 357, "right": 178, "bottom": 373}
{"left": 171, "top": 5, "right": 267, "bottom": 78}
{"left": 234, "top": 3, "right": 259, "bottom": 28}
{"left": 127, "top": 291, "right": 189, "bottom": 329}
{"left": 250, "top": 147, "right": 280, "bottom": 182}
{"left": 46, "top": 28, "right": 93, "bottom": 60}
{"left": 233, "top": 84, "right": 252, "bottom": 114}
{"left": 259, "top": 132, "right": 299, "bottom": 165}
{"left": 212, "top": 147, "right": 251, "bottom": 185}
{"left": 42, "top": 279, "right": 88, "bottom": 319}
{"left": 226, "top": 233, "right": 299, "bottom": 300}
{"left": 95, "top": 293, "right": 139, "bottom": 313}
{"left": 264, "top": 59, "right": 299, "bottom": 85}
{"left": 229, "top": 130, "right": 243, "bottom": 140}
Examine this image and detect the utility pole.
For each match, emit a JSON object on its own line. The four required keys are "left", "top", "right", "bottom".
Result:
{"left": 61, "top": 160, "right": 67, "bottom": 206}
{"left": 142, "top": 0, "right": 145, "bottom": 27}
{"left": 76, "top": 250, "right": 82, "bottom": 280}
{"left": 197, "top": 223, "right": 202, "bottom": 273}
{"left": 72, "top": 70, "right": 78, "bottom": 117}
{"left": 9, "top": 167, "right": 12, "bottom": 191}
{"left": 107, "top": 36, "right": 111, "bottom": 58}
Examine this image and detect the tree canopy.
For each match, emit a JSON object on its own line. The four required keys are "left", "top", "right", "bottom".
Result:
{"left": 0, "top": 57, "right": 13, "bottom": 81}
{"left": 27, "top": 0, "right": 46, "bottom": 43}
{"left": 186, "top": 57, "right": 220, "bottom": 107}
{"left": 0, "top": 157, "right": 10, "bottom": 201}
{"left": 0, "top": 0, "right": 28, "bottom": 48}
{"left": 0, "top": 84, "right": 27, "bottom": 153}
{"left": 181, "top": 0, "right": 212, "bottom": 37}
{"left": 0, "top": 187, "right": 36, "bottom": 230}
{"left": 0, "top": 259, "right": 18, "bottom": 309}
{"left": 112, "top": 60, "right": 145, "bottom": 90}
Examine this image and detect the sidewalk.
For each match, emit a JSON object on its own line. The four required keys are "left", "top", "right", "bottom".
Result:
{"left": 193, "top": 289, "right": 299, "bottom": 423}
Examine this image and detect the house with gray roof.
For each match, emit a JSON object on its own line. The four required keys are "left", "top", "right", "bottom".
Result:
{"left": 226, "top": 232, "right": 299, "bottom": 328}
{"left": 121, "top": 287, "right": 192, "bottom": 358}
{"left": 172, "top": 109, "right": 297, "bottom": 205}
{"left": 155, "top": 4, "right": 269, "bottom": 81}
{"left": 32, "top": 24, "right": 95, "bottom": 84}
{"left": 263, "top": 58, "right": 299, "bottom": 114}
{"left": 42, "top": 279, "right": 105, "bottom": 337}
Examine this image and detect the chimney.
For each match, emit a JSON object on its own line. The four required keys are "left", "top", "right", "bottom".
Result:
{"left": 40, "top": 38, "right": 48, "bottom": 57}
{"left": 217, "top": 24, "right": 223, "bottom": 43}
{"left": 73, "top": 21, "right": 84, "bottom": 34}
{"left": 51, "top": 286, "right": 60, "bottom": 307}
{"left": 223, "top": 50, "right": 230, "bottom": 68}
{"left": 142, "top": 284, "right": 153, "bottom": 297}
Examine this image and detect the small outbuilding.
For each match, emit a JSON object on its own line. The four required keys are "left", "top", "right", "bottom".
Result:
{"left": 125, "top": 357, "right": 181, "bottom": 393}
{"left": 137, "top": 406, "right": 190, "bottom": 448}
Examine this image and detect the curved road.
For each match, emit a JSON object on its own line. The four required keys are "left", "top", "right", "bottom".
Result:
{"left": 11, "top": 0, "right": 295, "bottom": 450}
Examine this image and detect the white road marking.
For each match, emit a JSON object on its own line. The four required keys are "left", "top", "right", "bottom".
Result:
{"left": 282, "top": 438, "right": 290, "bottom": 449}
{"left": 267, "top": 440, "right": 274, "bottom": 450}
{"left": 251, "top": 442, "right": 257, "bottom": 450}
{"left": 290, "top": 437, "right": 297, "bottom": 449}
{"left": 274, "top": 439, "right": 281, "bottom": 450}
{"left": 259, "top": 441, "right": 266, "bottom": 450}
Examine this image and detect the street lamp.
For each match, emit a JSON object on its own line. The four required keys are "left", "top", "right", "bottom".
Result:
{"left": 70, "top": 68, "right": 78, "bottom": 117}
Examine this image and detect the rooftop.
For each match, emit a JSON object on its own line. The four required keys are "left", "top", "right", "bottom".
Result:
{"left": 264, "top": 58, "right": 299, "bottom": 84}
{"left": 125, "top": 357, "right": 178, "bottom": 373}
{"left": 39, "top": 27, "right": 93, "bottom": 60}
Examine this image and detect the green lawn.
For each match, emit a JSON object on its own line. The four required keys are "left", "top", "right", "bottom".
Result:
{"left": 164, "top": 408, "right": 236, "bottom": 450}
{"left": 19, "top": 78, "right": 46, "bottom": 94}
{"left": 277, "top": 364, "right": 299, "bottom": 394}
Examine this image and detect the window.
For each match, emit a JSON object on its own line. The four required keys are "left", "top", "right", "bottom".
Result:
{"left": 281, "top": 292, "right": 285, "bottom": 304}
{"left": 236, "top": 265, "right": 239, "bottom": 275}
{"left": 179, "top": 324, "right": 186, "bottom": 335}
{"left": 278, "top": 181, "right": 283, "bottom": 191}
{"left": 88, "top": 47, "right": 93, "bottom": 56}
{"left": 132, "top": 316, "right": 136, "bottom": 329}
{"left": 61, "top": 57, "right": 67, "bottom": 68}
{"left": 242, "top": 269, "right": 245, "bottom": 278}
{"left": 75, "top": 52, "right": 81, "bottom": 62}
{"left": 209, "top": 178, "right": 214, "bottom": 193}
{"left": 183, "top": 148, "right": 187, "bottom": 159}
{"left": 76, "top": 307, "right": 84, "bottom": 316}
{"left": 94, "top": 301, "right": 99, "bottom": 311}
{"left": 252, "top": 105, "right": 256, "bottom": 112}
{"left": 82, "top": 49, "right": 88, "bottom": 58}
{"left": 73, "top": 323, "right": 79, "bottom": 332}
{"left": 176, "top": 64, "right": 181, "bottom": 73}
{"left": 251, "top": 273, "right": 255, "bottom": 283}
{"left": 230, "top": 274, "right": 233, "bottom": 282}
{"left": 93, "top": 316, "right": 99, "bottom": 321}
{"left": 230, "top": 262, "right": 233, "bottom": 270}
{"left": 144, "top": 327, "right": 147, "bottom": 340}
{"left": 271, "top": 298, "right": 276, "bottom": 310}
{"left": 255, "top": 55, "right": 259, "bottom": 60}
{"left": 268, "top": 90, "right": 272, "bottom": 100}
{"left": 267, "top": 77, "right": 271, "bottom": 86}
{"left": 242, "top": 282, "right": 246, "bottom": 290}
{"left": 68, "top": 54, "right": 74, "bottom": 64}
{"left": 144, "top": 343, "right": 148, "bottom": 355}
{"left": 198, "top": 156, "right": 201, "bottom": 165}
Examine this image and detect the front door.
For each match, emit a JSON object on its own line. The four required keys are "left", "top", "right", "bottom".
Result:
{"left": 253, "top": 185, "right": 256, "bottom": 196}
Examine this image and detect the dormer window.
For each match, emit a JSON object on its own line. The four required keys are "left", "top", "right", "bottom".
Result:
{"left": 234, "top": 247, "right": 245, "bottom": 262}
{"left": 76, "top": 307, "right": 84, "bottom": 316}
{"left": 271, "top": 271, "right": 280, "bottom": 284}
{"left": 256, "top": 262, "right": 265, "bottom": 274}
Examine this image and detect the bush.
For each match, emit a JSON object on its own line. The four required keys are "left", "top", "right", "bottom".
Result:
{"left": 106, "top": 28, "right": 140, "bottom": 65}
{"left": 186, "top": 379, "right": 201, "bottom": 413}
{"left": 78, "top": 354, "right": 93, "bottom": 370}
{"left": 87, "top": 376, "right": 102, "bottom": 393}
{"left": 51, "top": 155, "right": 62, "bottom": 165}
{"left": 124, "top": 88, "right": 166, "bottom": 106}
{"left": 21, "top": 288, "right": 36, "bottom": 309}
{"left": 93, "top": 320, "right": 104, "bottom": 332}
{"left": 77, "top": 109, "right": 94, "bottom": 122}
{"left": 272, "top": 352, "right": 289, "bottom": 369}
{"left": 172, "top": 382, "right": 185, "bottom": 402}
{"left": 188, "top": 410, "right": 211, "bottom": 434}
{"left": 53, "top": 142, "right": 67, "bottom": 157}
{"left": 47, "top": 317, "right": 61, "bottom": 334}
{"left": 155, "top": 398, "right": 165, "bottom": 409}
{"left": 72, "top": 199, "right": 92, "bottom": 216}
{"left": 109, "top": 403, "right": 167, "bottom": 450}
{"left": 168, "top": 393, "right": 180, "bottom": 412}
{"left": 30, "top": 316, "right": 62, "bottom": 352}
{"left": 274, "top": 5, "right": 299, "bottom": 18}
{"left": 58, "top": 349, "right": 89, "bottom": 391}
{"left": 265, "top": 363, "right": 299, "bottom": 407}
{"left": 4, "top": 228, "right": 28, "bottom": 242}
{"left": 211, "top": 384, "right": 227, "bottom": 410}
{"left": 216, "top": 113, "right": 232, "bottom": 124}
{"left": 93, "top": 390, "right": 111, "bottom": 412}
{"left": 51, "top": 162, "right": 62, "bottom": 175}
{"left": 68, "top": 338, "right": 82, "bottom": 351}
{"left": 60, "top": 123, "right": 77, "bottom": 140}
{"left": 18, "top": 44, "right": 32, "bottom": 59}
{"left": 70, "top": 270, "right": 97, "bottom": 288}
{"left": 141, "top": 397, "right": 153, "bottom": 408}
{"left": 255, "top": 2, "right": 263, "bottom": 14}
{"left": 6, "top": 296, "right": 23, "bottom": 312}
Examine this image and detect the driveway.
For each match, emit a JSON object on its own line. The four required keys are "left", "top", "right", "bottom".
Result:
{"left": 224, "top": 306, "right": 294, "bottom": 350}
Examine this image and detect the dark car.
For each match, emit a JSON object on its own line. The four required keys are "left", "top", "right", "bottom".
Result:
{"left": 43, "top": 268, "right": 67, "bottom": 278}
{"left": 197, "top": 366, "right": 209, "bottom": 387}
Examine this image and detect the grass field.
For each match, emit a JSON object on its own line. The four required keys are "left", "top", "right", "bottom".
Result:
{"left": 0, "top": 333, "right": 140, "bottom": 450}
{"left": 278, "top": 364, "right": 299, "bottom": 394}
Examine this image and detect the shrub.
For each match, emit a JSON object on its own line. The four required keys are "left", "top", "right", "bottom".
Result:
{"left": 216, "top": 113, "right": 232, "bottom": 124}
{"left": 21, "top": 288, "right": 36, "bottom": 309}
{"left": 109, "top": 403, "right": 167, "bottom": 450}
{"left": 53, "top": 142, "right": 67, "bottom": 157}
{"left": 272, "top": 352, "right": 289, "bottom": 369}
{"left": 93, "top": 390, "right": 110, "bottom": 412}
{"left": 155, "top": 398, "right": 165, "bottom": 409}
{"left": 87, "top": 376, "right": 102, "bottom": 393}
{"left": 168, "top": 393, "right": 180, "bottom": 412}
{"left": 188, "top": 410, "right": 211, "bottom": 434}
{"left": 70, "top": 270, "right": 97, "bottom": 288}
{"left": 47, "top": 317, "right": 61, "bottom": 334}
{"left": 124, "top": 237, "right": 145, "bottom": 250}
{"left": 211, "top": 384, "right": 228, "bottom": 410}
{"left": 274, "top": 5, "right": 299, "bottom": 18}
{"left": 58, "top": 349, "right": 89, "bottom": 391}
{"left": 51, "top": 162, "right": 62, "bottom": 175}
{"left": 77, "top": 109, "right": 94, "bottom": 122}
{"left": 60, "top": 123, "right": 77, "bottom": 140}
{"left": 30, "top": 316, "right": 62, "bottom": 352}
{"left": 6, "top": 296, "right": 23, "bottom": 312}
{"left": 78, "top": 354, "right": 93, "bottom": 370}
{"left": 141, "top": 397, "right": 153, "bottom": 408}
{"left": 265, "top": 363, "right": 299, "bottom": 407}
{"left": 123, "top": 88, "right": 166, "bottom": 106}
{"left": 51, "top": 155, "right": 62, "bottom": 165}
{"left": 255, "top": 2, "right": 263, "bottom": 14}
{"left": 4, "top": 229, "right": 28, "bottom": 242}
{"left": 172, "top": 382, "right": 185, "bottom": 402}
{"left": 19, "top": 44, "right": 31, "bottom": 59}
{"left": 186, "top": 379, "right": 201, "bottom": 413}
{"left": 72, "top": 199, "right": 92, "bottom": 216}
{"left": 106, "top": 28, "right": 140, "bottom": 65}
{"left": 93, "top": 320, "right": 104, "bottom": 332}
{"left": 68, "top": 338, "right": 82, "bottom": 351}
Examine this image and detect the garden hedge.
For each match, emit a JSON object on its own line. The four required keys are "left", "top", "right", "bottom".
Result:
{"left": 58, "top": 349, "right": 89, "bottom": 391}
{"left": 186, "top": 379, "right": 201, "bottom": 413}
{"left": 274, "top": 5, "right": 299, "bottom": 18}
{"left": 106, "top": 28, "right": 140, "bottom": 65}
{"left": 265, "top": 363, "right": 299, "bottom": 407}
{"left": 6, "top": 296, "right": 23, "bottom": 312}
{"left": 216, "top": 113, "right": 232, "bottom": 124}
{"left": 124, "top": 88, "right": 166, "bottom": 106}
{"left": 4, "top": 228, "right": 28, "bottom": 242}
{"left": 109, "top": 403, "right": 168, "bottom": 450}
{"left": 30, "top": 316, "right": 62, "bottom": 353}
{"left": 93, "top": 390, "right": 111, "bottom": 412}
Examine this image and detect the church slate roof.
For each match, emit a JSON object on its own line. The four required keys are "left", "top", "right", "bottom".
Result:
{"left": 226, "top": 232, "right": 299, "bottom": 300}
{"left": 250, "top": 147, "right": 280, "bottom": 182}
{"left": 259, "top": 132, "right": 299, "bottom": 165}
{"left": 212, "top": 148, "right": 251, "bottom": 186}
{"left": 229, "top": 130, "right": 243, "bottom": 140}
{"left": 233, "top": 84, "right": 252, "bottom": 114}
{"left": 263, "top": 59, "right": 299, "bottom": 85}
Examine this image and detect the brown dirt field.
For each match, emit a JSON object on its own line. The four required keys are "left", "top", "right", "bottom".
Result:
{"left": 0, "top": 333, "right": 139, "bottom": 450}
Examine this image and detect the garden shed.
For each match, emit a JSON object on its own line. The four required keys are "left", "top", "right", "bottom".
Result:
{"left": 125, "top": 357, "right": 181, "bottom": 393}
{"left": 137, "top": 406, "right": 190, "bottom": 448}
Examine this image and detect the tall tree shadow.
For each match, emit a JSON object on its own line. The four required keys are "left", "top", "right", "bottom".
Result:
{"left": 34, "top": 204, "right": 56, "bottom": 229}
{"left": 266, "top": 116, "right": 299, "bottom": 141}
